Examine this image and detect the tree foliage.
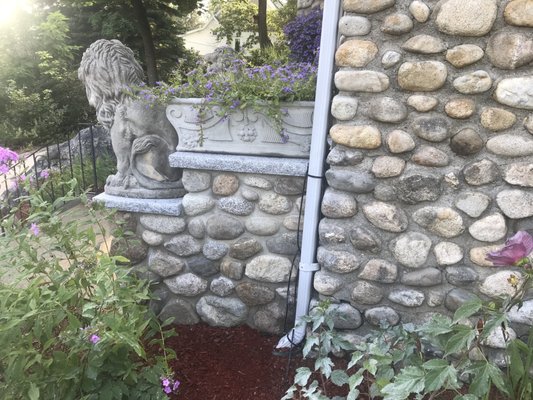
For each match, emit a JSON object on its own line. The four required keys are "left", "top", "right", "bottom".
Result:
{"left": 0, "top": 7, "right": 90, "bottom": 148}
{"left": 210, "top": 0, "right": 297, "bottom": 52}
{"left": 39, "top": 0, "right": 200, "bottom": 83}
{"left": 0, "top": 0, "right": 201, "bottom": 149}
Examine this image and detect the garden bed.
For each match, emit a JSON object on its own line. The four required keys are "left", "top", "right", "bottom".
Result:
{"left": 165, "top": 324, "right": 298, "bottom": 399}
{"left": 161, "top": 324, "right": 509, "bottom": 400}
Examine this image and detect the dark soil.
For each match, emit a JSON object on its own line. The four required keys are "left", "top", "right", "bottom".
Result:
{"left": 164, "top": 323, "right": 509, "bottom": 400}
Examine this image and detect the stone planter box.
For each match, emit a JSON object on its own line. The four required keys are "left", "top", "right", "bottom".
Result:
{"left": 166, "top": 98, "right": 314, "bottom": 158}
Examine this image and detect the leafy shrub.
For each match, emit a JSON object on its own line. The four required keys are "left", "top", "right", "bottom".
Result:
{"left": 285, "top": 301, "right": 512, "bottom": 400}
{"left": 0, "top": 154, "right": 178, "bottom": 399}
{"left": 45, "top": 152, "right": 116, "bottom": 196}
{"left": 287, "top": 233, "right": 533, "bottom": 400}
{"left": 0, "top": 81, "right": 67, "bottom": 150}
{"left": 283, "top": 8, "right": 322, "bottom": 64}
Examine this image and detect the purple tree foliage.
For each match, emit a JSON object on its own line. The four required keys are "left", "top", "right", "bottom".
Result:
{"left": 283, "top": 8, "right": 323, "bottom": 64}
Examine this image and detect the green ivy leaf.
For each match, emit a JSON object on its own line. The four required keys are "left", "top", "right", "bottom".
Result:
{"left": 348, "top": 350, "right": 364, "bottom": 369}
{"left": 453, "top": 298, "right": 483, "bottom": 323}
{"left": 347, "top": 387, "right": 360, "bottom": 400}
{"left": 348, "top": 370, "right": 364, "bottom": 390}
{"left": 444, "top": 326, "right": 476, "bottom": 356}
{"left": 311, "top": 314, "right": 325, "bottom": 332}
{"left": 330, "top": 369, "right": 349, "bottom": 386}
{"left": 419, "top": 314, "right": 453, "bottom": 337}
{"left": 381, "top": 366, "right": 425, "bottom": 400}
{"left": 28, "top": 383, "right": 40, "bottom": 400}
{"left": 294, "top": 367, "right": 312, "bottom": 387}
{"left": 303, "top": 334, "right": 319, "bottom": 357}
{"left": 423, "top": 359, "right": 460, "bottom": 392}
{"left": 453, "top": 395, "right": 478, "bottom": 400}
{"left": 82, "top": 302, "right": 98, "bottom": 318}
{"left": 465, "top": 361, "right": 507, "bottom": 398}
{"left": 315, "top": 356, "right": 334, "bottom": 379}
{"left": 363, "top": 357, "right": 378, "bottom": 375}
{"left": 282, "top": 386, "right": 297, "bottom": 400}
{"left": 478, "top": 313, "right": 506, "bottom": 342}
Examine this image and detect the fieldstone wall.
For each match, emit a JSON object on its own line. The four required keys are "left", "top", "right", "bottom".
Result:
{"left": 318, "top": 0, "right": 533, "bottom": 346}
{"left": 135, "top": 165, "right": 305, "bottom": 334}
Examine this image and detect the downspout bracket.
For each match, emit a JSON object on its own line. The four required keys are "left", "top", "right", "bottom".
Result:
{"left": 299, "top": 262, "right": 320, "bottom": 272}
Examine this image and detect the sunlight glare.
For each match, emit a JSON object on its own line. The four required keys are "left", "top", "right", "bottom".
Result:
{"left": 0, "top": 0, "right": 31, "bottom": 25}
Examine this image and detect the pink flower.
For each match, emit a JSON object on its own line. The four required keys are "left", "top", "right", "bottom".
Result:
{"left": 0, "top": 164, "right": 9, "bottom": 174}
{"left": 487, "top": 231, "right": 533, "bottom": 266}
{"left": 39, "top": 169, "right": 50, "bottom": 179}
{"left": 30, "top": 223, "right": 39, "bottom": 236}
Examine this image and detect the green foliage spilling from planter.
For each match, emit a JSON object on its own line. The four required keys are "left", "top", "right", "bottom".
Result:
{"left": 0, "top": 176, "right": 176, "bottom": 399}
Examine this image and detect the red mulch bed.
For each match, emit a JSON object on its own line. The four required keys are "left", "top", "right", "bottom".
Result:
{"left": 163, "top": 323, "right": 509, "bottom": 400}
{"left": 166, "top": 324, "right": 300, "bottom": 400}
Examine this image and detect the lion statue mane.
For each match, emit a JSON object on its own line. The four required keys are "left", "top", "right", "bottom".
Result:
{"left": 79, "top": 39, "right": 182, "bottom": 199}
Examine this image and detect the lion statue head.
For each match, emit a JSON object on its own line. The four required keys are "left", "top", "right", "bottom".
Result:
{"left": 78, "top": 39, "right": 144, "bottom": 131}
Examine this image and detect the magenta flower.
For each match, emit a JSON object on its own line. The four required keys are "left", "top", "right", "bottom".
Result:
{"left": 487, "top": 231, "right": 533, "bottom": 266}
{"left": 89, "top": 334, "right": 101, "bottom": 344}
{"left": 30, "top": 223, "right": 39, "bottom": 236}
{"left": 39, "top": 169, "right": 50, "bottom": 179}
{"left": 0, "top": 164, "right": 9, "bottom": 174}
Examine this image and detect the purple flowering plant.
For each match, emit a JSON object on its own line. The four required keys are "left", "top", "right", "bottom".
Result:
{"left": 160, "top": 375, "right": 181, "bottom": 396}
{"left": 0, "top": 152, "right": 179, "bottom": 400}
{"left": 0, "top": 146, "right": 19, "bottom": 174}
{"left": 140, "top": 56, "right": 316, "bottom": 144}
{"left": 284, "top": 7, "right": 322, "bottom": 64}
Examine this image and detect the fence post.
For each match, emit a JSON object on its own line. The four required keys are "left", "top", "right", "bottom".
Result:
{"left": 89, "top": 125, "right": 98, "bottom": 193}
{"left": 77, "top": 129, "right": 87, "bottom": 190}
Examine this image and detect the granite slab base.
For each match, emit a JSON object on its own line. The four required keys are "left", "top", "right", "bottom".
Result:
{"left": 169, "top": 151, "right": 309, "bottom": 177}
{"left": 93, "top": 193, "right": 183, "bottom": 216}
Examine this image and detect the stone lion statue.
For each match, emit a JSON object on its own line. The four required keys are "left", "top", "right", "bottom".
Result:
{"left": 78, "top": 39, "right": 182, "bottom": 198}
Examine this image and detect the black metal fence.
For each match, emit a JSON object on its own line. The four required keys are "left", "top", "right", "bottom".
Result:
{"left": 0, "top": 123, "right": 114, "bottom": 218}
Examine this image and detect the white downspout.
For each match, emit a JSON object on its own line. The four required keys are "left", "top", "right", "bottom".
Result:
{"left": 277, "top": 0, "right": 341, "bottom": 349}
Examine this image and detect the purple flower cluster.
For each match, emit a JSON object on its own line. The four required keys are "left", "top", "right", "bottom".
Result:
{"left": 177, "top": 61, "right": 316, "bottom": 105}
{"left": 161, "top": 375, "right": 180, "bottom": 395}
{"left": 283, "top": 8, "right": 323, "bottom": 64}
{"left": 0, "top": 147, "right": 19, "bottom": 175}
